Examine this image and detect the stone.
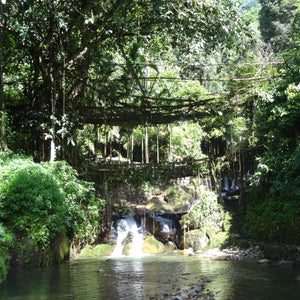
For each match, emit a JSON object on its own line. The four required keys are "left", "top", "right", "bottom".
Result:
{"left": 258, "top": 259, "right": 270, "bottom": 264}
{"left": 277, "top": 260, "right": 293, "bottom": 266}
{"left": 183, "top": 248, "right": 194, "bottom": 256}
{"left": 142, "top": 236, "right": 165, "bottom": 254}
{"left": 184, "top": 229, "right": 210, "bottom": 251}
{"left": 145, "top": 197, "right": 174, "bottom": 213}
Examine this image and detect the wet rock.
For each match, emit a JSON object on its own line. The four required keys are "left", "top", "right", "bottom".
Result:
{"left": 183, "top": 248, "right": 194, "bottom": 256}
{"left": 145, "top": 197, "right": 174, "bottom": 213}
{"left": 184, "top": 229, "right": 210, "bottom": 251}
{"left": 142, "top": 236, "right": 165, "bottom": 254}
{"left": 258, "top": 259, "right": 270, "bottom": 264}
{"left": 198, "top": 246, "right": 264, "bottom": 261}
{"left": 277, "top": 260, "right": 293, "bottom": 266}
{"left": 148, "top": 276, "right": 215, "bottom": 299}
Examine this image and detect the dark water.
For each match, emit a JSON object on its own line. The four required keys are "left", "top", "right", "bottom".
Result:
{"left": 1, "top": 254, "right": 300, "bottom": 299}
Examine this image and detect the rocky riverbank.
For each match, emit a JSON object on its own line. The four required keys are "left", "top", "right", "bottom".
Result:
{"left": 146, "top": 243, "right": 300, "bottom": 300}
{"left": 184, "top": 243, "right": 300, "bottom": 265}
{"left": 196, "top": 245, "right": 264, "bottom": 262}
{"left": 148, "top": 276, "right": 215, "bottom": 300}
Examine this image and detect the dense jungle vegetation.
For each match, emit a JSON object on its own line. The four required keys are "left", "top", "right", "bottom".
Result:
{"left": 0, "top": 0, "right": 299, "bottom": 284}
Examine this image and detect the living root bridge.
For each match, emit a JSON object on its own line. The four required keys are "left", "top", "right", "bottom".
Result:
{"left": 77, "top": 96, "right": 230, "bottom": 126}
{"left": 79, "top": 159, "right": 209, "bottom": 182}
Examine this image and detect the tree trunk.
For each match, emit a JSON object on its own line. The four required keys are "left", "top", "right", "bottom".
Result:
{"left": 156, "top": 126, "right": 159, "bottom": 163}
{"left": 94, "top": 125, "right": 99, "bottom": 159}
{"left": 104, "top": 126, "right": 107, "bottom": 158}
{"left": 145, "top": 124, "right": 149, "bottom": 164}
{"left": 127, "top": 129, "right": 134, "bottom": 163}
{"left": 131, "top": 129, "right": 134, "bottom": 163}
{"left": 0, "top": 1, "right": 7, "bottom": 150}
{"left": 210, "top": 159, "right": 222, "bottom": 203}
{"left": 141, "top": 129, "right": 144, "bottom": 163}
{"left": 50, "top": 76, "right": 56, "bottom": 162}
{"left": 168, "top": 124, "right": 172, "bottom": 162}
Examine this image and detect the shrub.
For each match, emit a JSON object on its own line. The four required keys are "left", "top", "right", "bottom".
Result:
{"left": 246, "top": 143, "right": 300, "bottom": 243}
{"left": 0, "top": 162, "right": 66, "bottom": 248}
{"left": 0, "top": 152, "right": 105, "bottom": 250}
{"left": 44, "top": 161, "right": 105, "bottom": 241}
{"left": 182, "top": 191, "right": 223, "bottom": 230}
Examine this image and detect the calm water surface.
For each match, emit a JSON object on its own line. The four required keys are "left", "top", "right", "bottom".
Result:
{"left": 1, "top": 254, "right": 300, "bottom": 299}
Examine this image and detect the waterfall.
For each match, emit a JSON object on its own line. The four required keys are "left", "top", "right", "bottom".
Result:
{"left": 188, "top": 198, "right": 200, "bottom": 212}
{"left": 111, "top": 216, "right": 144, "bottom": 257}
{"left": 230, "top": 179, "right": 239, "bottom": 192}
{"left": 110, "top": 210, "right": 184, "bottom": 257}
{"left": 224, "top": 176, "right": 229, "bottom": 191}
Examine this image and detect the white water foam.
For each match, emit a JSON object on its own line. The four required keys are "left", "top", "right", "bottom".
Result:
{"left": 111, "top": 216, "right": 145, "bottom": 258}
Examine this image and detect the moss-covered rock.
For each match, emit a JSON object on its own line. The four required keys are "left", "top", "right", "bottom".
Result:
{"left": 145, "top": 197, "right": 174, "bottom": 213}
{"left": 222, "top": 212, "right": 232, "bottom": 232}
{"left": 0, "top": 225, "right": 13, "bottom": 286}
{"left": 164, "top": 186, "right": 193, "bottom": 212}
{"left": 184, "top": 229, "right": 210, "bottom": 251}
{"left": 79, "top": 244, "right": 114, "bottom": 257}
{"left": 142, "top": 236, "right": 165, "bottom": 254}
{"left": 10, "top": 233, "right": 69, "bottom": 267}
{"left": 0, "top": 255, "right": 9, "bottom": 286}
{"left": 209, "top": 231, "right": 230, "bottom": 249}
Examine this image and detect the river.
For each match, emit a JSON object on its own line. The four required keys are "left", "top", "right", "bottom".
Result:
{"left": 1, "top": 254, "right": 300, "bottom": 299}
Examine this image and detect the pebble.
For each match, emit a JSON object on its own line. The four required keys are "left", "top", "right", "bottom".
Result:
{"left": 198, "top": 246, "right": 264, "bottom": 261}
{"left": 148, "top": 276, "right": 215, "bottom": 299}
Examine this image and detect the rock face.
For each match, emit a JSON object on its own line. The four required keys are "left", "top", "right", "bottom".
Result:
{"left": 10, "top": 233, "right": 69, "bottom": 267}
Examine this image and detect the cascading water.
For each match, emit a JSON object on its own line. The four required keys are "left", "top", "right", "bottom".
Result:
{"left": 224, "top": 176, "right": 229, "bottom": 191}
{"left": 188, "top": 199, "right": 200, "bottom": 212}
{"left": 220, "top": 176, "right": 240, "bottom": 199}
{"left": 111, "top": 216, "right": 144, "bottom": 257}
{"left": 110, "top": 209, "right": 184, "bottom": 257}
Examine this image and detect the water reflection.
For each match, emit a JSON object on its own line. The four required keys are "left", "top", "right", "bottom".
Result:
{"left": 110, "top": 259, "right": 144, "bottom": 299}
{"left": 1, "top": 255, "right": 300, "bottom": 299}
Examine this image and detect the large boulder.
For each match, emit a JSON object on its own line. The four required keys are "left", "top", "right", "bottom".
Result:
{"left": 145, "top": 197, "right": 174, "bottom": 213}
{"left": 142, "top": 236, "right": 165, "bottom": 254}
{"left": 184, "top": 229, "right": 210, "bottom": 251}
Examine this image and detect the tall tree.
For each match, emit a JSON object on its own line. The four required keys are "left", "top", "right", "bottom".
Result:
{"left": 2, "top": 0, "right": 243, "bottom": 162}
{"left": 259, "top": 0, "right": 300, "bottom": 52}
{"left": 0, "top": 0, "right": 6, "bottom": 150}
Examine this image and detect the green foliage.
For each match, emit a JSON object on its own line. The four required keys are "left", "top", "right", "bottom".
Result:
{"left": 44, "top": 161, "right": 105, "bottom": 240}
{"left": 2, "top": 166, "right": 65, "bottom": 246}
{"left": 183, "top": 192, "right": 223, "bottom": 230}
{"left": 1, "top": 0, "right": 245, "bottom": 161}
{"left": 0, "top": 152, "right": 105, "bottom": 249}
{"left": 170, "top": 122, "right": 204, "bottom": 161}
{"left": 259, "top": 0, "right": 300, "bottom": 52}
{"left": 246, "top": 38, "right": 300, "bottom": 243}
{"left": 246, "top": 143, "right": 300, "bottom": 242}
{"left": 0, "top": 159, "right": 66, "bottom": 248}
